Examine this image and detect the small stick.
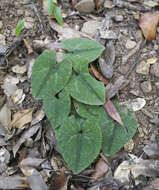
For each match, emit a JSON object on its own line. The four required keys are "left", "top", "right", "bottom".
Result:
{"left": 23, "top": 39, "right": 33, "bottom": 54}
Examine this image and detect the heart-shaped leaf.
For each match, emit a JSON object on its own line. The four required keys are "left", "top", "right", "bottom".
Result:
{"left": 31, "top": 50, "right": 72, "bottom": 99}
{"left": 55, "top": 115, "right": 102, "bottom": 174}
{"left": 43, "top": 90, "right": 71, "bottom": 129}
{"left": 61, "top": 38, "right": 104, "bottom": 73}
{"left": 66, "top": 73, "right": 105, "bottom": 105}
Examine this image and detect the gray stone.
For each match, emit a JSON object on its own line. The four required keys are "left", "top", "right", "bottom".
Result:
{"left": 141, "top": 81, "right": 152, "bottom": 93}
{"left": 0, "top": 21, "right": 3, "bottom": 29}
{"left": 75, "top": 0, "right": 95, "bottom": 13}
{"left": 81, "top": 21, "right": 100, "bottom": 37}
{"left": 125, "top": 39, "right": 137, "bottom": 49}
{"left": 104, "top": 0, "right": 114, "bottom": 8}
{"left": 0, "top": 34, "right": 5, "bottom": 45}
{"left": 17, "top": 9, "right": 24, "bottom": 16}
{"left": 136, "top": 61, "right": 150, "bottom": 75}
{"left": 150, "top": 63, "right": 159, "bottom": 77}
{"left": 114, "top": 15, "right": 124, "bottom": 22}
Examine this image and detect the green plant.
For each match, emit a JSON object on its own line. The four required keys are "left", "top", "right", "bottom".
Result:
{"left": 15, "top": 19, "right": 25, "bottom": 37}
{"left": 47, "top": 0, "right": 64, "bottom": 25}
{"left": 31, "top": 38, "right": 137, "bottom": 174}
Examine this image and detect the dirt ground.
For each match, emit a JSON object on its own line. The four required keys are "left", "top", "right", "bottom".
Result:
{"left": 0, "top": 0, "right": 159, "bottom": 189}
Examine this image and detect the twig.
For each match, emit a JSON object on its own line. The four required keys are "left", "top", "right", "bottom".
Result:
{"left": 23, "top": 39, "right": 33, "bottom": 54}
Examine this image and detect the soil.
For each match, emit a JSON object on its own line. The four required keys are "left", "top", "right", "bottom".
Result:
{"left": 0, "top": 0, "right": 159, "bottom": 189}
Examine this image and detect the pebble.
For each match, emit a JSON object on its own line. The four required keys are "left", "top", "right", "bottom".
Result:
{"left": 125, "top": 39, "right": 137, "bottom": 49}
{"left": 24, "top": 138, "right": 33, "bottom": 148}
{"left": 104, "top": 0, "right": 114, "bottom": 8}
{"left": 150, "top": 63, "right": 159, "bottom": 77}
{"left": 12, "top": 65, "right": 27, "bottom": 74}
{"left": 75, "top": 0, "right": 95, "bottom": 13}
{"left": 136, "top": 60, "right": 150, "bottom": 75}
{"left": 0, "top": 21, "right": 3, "bottom": 29}
{"left": 141, "top": 81, "right": 152, "bottom": 93}
{"left": 17, "top": 9, "right": 24, "bottom": 16}
{"left": 100, "top": 30, "right": 117, "bottom": 40}
{"left": 124, "top": 139, "right": 134, "bottom": 152}
{"left": 155, "top": 82, "right": 159, "bottom": 89}
{"left": 24, "top": 17, "right": 35, "bottom": 29}
{"left": 114, "top": 15, "right": 124, "bottom": 22}
{"left": 81, "top": 21, "right": 100, "bottom": 37}
{"left": 0, "top": 34, "right": 6, "bottom": 45}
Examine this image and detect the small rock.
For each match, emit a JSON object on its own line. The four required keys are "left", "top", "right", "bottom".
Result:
{"left": 125, "top": 39, "right": 137, "bottom": 49}
{"left": 150, "top": 63, "right": 159, "bottom": 77}
{"left": 114, "top": 15, "right": 124, "bottom": 22}
{"left": 24, "top": 17, "right": 35, "bottom": 29}
{"left": 155, "top": 82, "right": 159, "bottom": 89}
{"left": 130, "top": 89, "right": 140, "bottom": 96}
{"left": 12, "top": 65, "right": 27, "bottom": 74}
{"left": 81, "top": 21, "right": 100, "bottom": 37}
{"left": 24, "top": 138, "right": 33, "bottom": 148}
{"left": 17, "top": 9, "right": 24, "bottom": 16}
{"left": 0, "top": 34, "right": 6, "bottom": 45}
{"left": 136, "top": 60, "right": 150, "bottom": 75}
{"left": 100, "top": 30, "right": 117, "bottom": 40}
{"left": 141, "top": 81, "right": 152, "bottom": 93}
{"left": 124, "top": 139, "right": 134, "bottom": 152}
{"left": 0, "top": 21, "right": 3, "bottom": 29}
{"left": 104, "top": 0, "right": 114, "bottom": 8}
{"left": 75, "top": 0, "right": 95, "bottom": 13}
{"left": 131, "top": 98, "right": 146, "bottom": 111}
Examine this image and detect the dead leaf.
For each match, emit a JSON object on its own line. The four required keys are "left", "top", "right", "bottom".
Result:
{"left": 103, "top": 99, "right": 123, "bottom": 126}
{"left": 143, "top": 143, "right": 159, "bottom": 158}
{"left": 142, "top": 178, "right": 159, "bottom": 190}
{"left": 91, "top": 158, "right": 109, "bottom": 182}
{"left": 49, "top": 19, "right": 92, "bottom": 41}
{"left": 13, "top": 124, "right": 41, "bottom": 156}
{"left": 90, "top": 64, "right": 108, "bottom": 85}
{"left": 0, "top": 104, "right": 11, "bottom": 131}
{"left": 20, "top": 157, "right": 45, "bottom": 168}
{"left": 139, "top": 13, "right": 159, "bottom": 41}
{"left": 31, "top": 109, "right": 45, "bottom": 125}
{"left": 11, "top": 109, "right": 33, "bottom": 128}
{"left": 94, "top": 0, "right": 100, "bottom": 8}
{"left": 0, "top": 176, "right": 29, "bottom": 189}
{"left": 49, "top": 170, "right": 67, "bottom": 190}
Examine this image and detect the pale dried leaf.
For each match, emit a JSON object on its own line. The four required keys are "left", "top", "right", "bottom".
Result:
{"left": 11, "top": 109, "right": 33, "bottom": 128}
{"left": 13, "top": 124, "right": 41, "bottom": 156}
{"left": 31, "top": 109, "right": 45, "bottom": 125}
{"left": 20, "top": 157, "right": 45, "bottom": 168}
{"left": 11, "top": 89, "right": 26, "bottom": 104}
{"left": 143, "top": 143, "right": 159, "bottom": 157}
{"left": 0, "top": 104, "right": 11, "bottom": 131}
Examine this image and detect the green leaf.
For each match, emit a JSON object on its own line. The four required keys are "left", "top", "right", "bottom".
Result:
{"left": 99, "top": 102, "right": 137, "bottom": 156}
{"left": 15, "top": 19, "right": 25, "bottom": 37}
{"left": 55, "top": 116, "right": 102, "bottom": 174}
{"left": 61, "top": 38, "right": 105, "bottom": 73}
{"left": 43, "top": 90, "right": 71, "bottom": 129}
{"left": 31, "top": 50, "right": 72, "bottom": 99}
{"left": 66, "top": 73, "right": 105, "bottom": 105}
{"left": 47, "top": 0, "right": 56, "bottom": 15}
{"left": 53, "top": 6, "right": 64, "bottom": 25}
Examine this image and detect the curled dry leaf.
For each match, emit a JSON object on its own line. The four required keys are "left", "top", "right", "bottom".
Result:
{"left": 139, "top": 13, "right": 159, "bottom": 41}
{"left": 90, "top": 64, "right": 108, "bottom": 85}
{"left": 0, "top": 104, "right": 11, "bottom": 131}
{"left": 103, "top": 99, "right": 124, "bottom": 126}
{"left": 91, "top": 158, "right": 109, "bottom": 182}
{"left": 11, "top": 109, "right": 33, "bottom": 129}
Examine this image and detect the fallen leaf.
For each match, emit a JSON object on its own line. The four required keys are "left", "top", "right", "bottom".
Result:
{"left": 142, "top": 178, "right": 159, "bottom": 190}
{"left": 11, "top": 109, "right": 33, "bottom": 128}
{"left": 0, "top": 104, "right": 11, "bottom": 131}
{"left": 91, "top": 158, "right": 109, "bottom": 182}
{"left": 49, "top": 170, "right": 67, "bottom": 190}
{"left": 94, "top": 0, "right": 100, "bottom": 8}
{"left": 90, "top": 64, "right": 109, "bottom": 85}
{"left": 103, "top": 99, "right": 123, "bottom": 126}
{"left": 139, "top": 13, "right": 159, "bottom": 41}
{"left": 147, "top": 57, "right": 158, "bottom": 64}
{"left": 143, "top": 143, "right": 159, "bottom": 158}
{"left": 0, "top": 176, "right": 29, "bottom": 189}
{"left": 49, "top": 19, "right": 92, "bottom": 40}
{"left": 13, "top": 124, "right": 41, "bottom": 156}
{"left": 31, "top": 109, "right": 45, "bottom": 125}
{"left": 143, "top": 1, "right": 158, "bottom": 7}
{"left": 20, "top": 157, "right": 45, "bottom": 168}
{"left": 11, "top": 89, "right": 26, "bottom": 104}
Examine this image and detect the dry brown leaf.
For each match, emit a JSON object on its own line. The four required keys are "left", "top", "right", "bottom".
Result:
{"left": 31, "top": 109, "right": 45, "bottom": 125}
{"left": 11, "top": 109, "right": 33, "bottom": 128}
{"left": 90, "top": 64, "right": 109, "bottom": 85}
{"left": 91, "top": 158, "right": 109, "bottom": 182}
{"left": 139, "top": 13, "right": 159, "bottom": 41}
{"left": 103, "top": 99, "right": 123, "bottom": 126}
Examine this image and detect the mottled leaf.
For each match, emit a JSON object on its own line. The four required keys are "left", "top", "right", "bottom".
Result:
{"left": 55, "top": 116, "right": 102, "bottom": 174}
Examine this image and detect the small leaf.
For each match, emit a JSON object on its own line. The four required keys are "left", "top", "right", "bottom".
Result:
{"left": 53, "top": 6, "right": 64, "bottom": 25}
{"left": 31, "top": 50, "right": 72, "bottom": 99}
{"left": 55, "top": 116, "right": 102, "bottom": 174}
{"left": 103, "top": 99, "right": 123, "bottom": 126}
{"left": 43, "top": 90, "right": 71, "bottom": 129}
{"left": 66, "top": 73, "right": 106, "bottom": 105}
{"left": 61, "top": 38, "right": 105, "bottom": 71}
{"left": 15, "top": 19, "right": 25, "bottom": 37}
{"left": 47, "top": 0, "right": 56, "bottom": 15}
